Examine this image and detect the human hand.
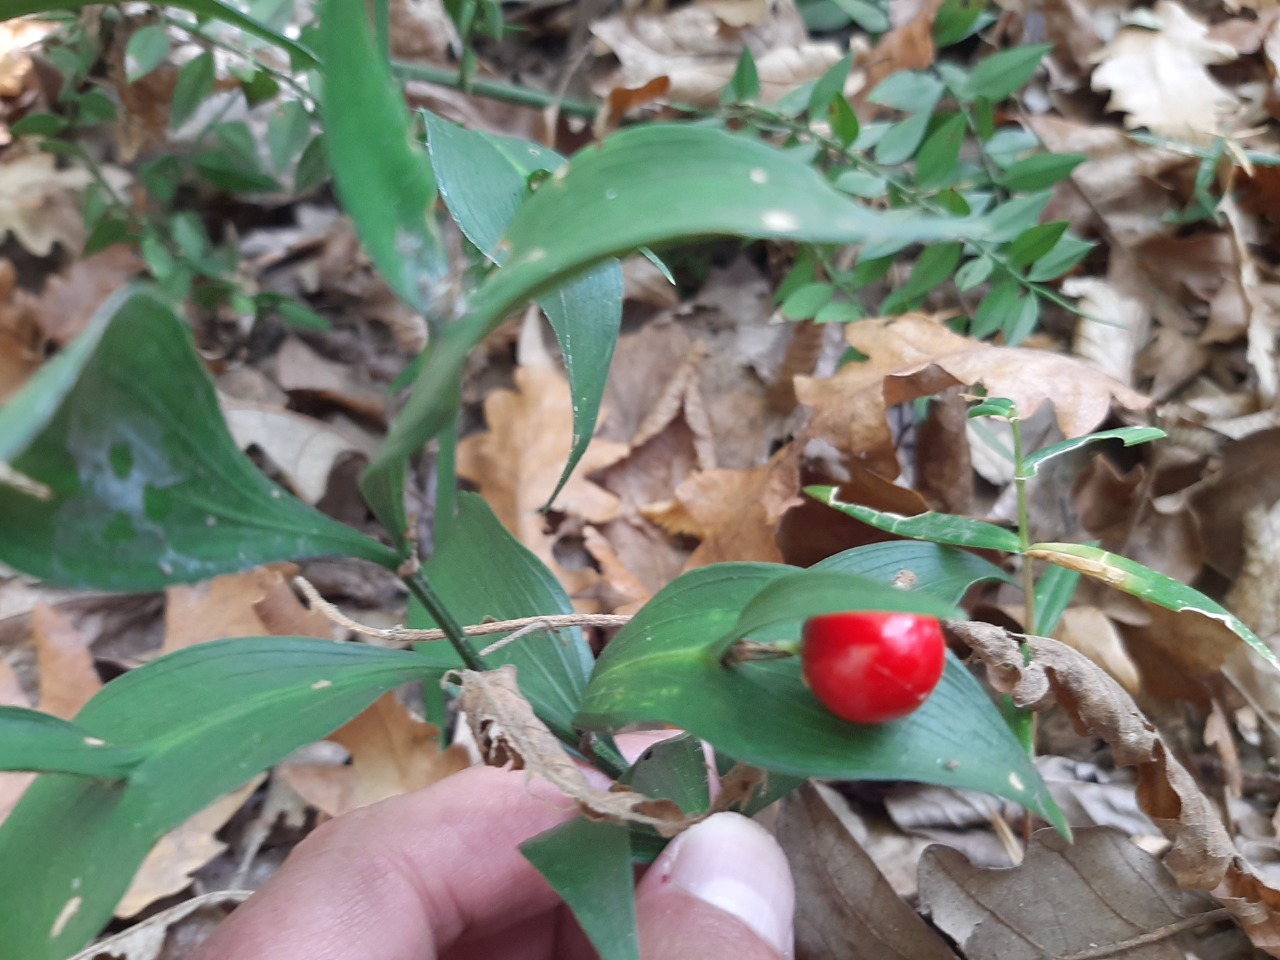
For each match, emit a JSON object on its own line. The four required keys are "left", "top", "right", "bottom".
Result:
{"left": 190, "top": 752, "right": 795, "bottom": 960}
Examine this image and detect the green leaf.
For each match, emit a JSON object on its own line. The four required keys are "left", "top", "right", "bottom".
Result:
{"left": 970, "top": 276, "right": 1021, "bottom": 339}
{"left": 1027, "top": 231, "right": 1094, "bottom": 282}
{"left": 317, "top": 0, "right": 443, "bottom": 312}
{"left": 1020, "top": 426, "right": 1167, "bottom": 478}
{"left": 915, "top": 113, "right": 967, "bottom": 189}
{"left": 954, "top": 254, "right": 995, "bottom": 291}
{"left": 781, "top": 281, "right": 835, "bottom": 320}
{"left": 521, "top": 818, "right": 639, "bottom": 960}
{"left": 408, "top": 493, "right": 593, "bottom": 745}
{"left": 814, "top": 300, "right": 864, "bottom": 323}
{"left": 576, "top": 564, "right": 1065, "bottom": 832}
{"left": 424, "top": 112, "right": 623, "bottom": 509}
{"left": 0, "top": 0, "right": 316, "bottom": 67}
{"left": 967, "top": 396, "right": 1017, "bottom": 419}
{"left": 808, "top": 52, "right": 854, "bottom": 117}
{"left": 807, "top": 485, "right": 1023, "bottom": 552}
{"left": 963, "top": 44, "right": 1051, "bottom": 102}
{"left": 829, "top": 94, "right": 861, "bottom": 146}
{"left": 868, "top": 71, "right": 943, "bottom": 111}
{"left": 933, "top": 0, "right": 986, "bottom": 46}
{"left": 267, "top": 99, "right": 312, "bottom": 171}
{"left": 1007, "top": 221, "right": 1068, "bottom": 267}
{"left": 0, "top": 288, "right": 399, "bottom": 589}
{"left": 882, "top": 241, "right": 962, "bottom": 313}
{"left": 363, "top": 123, "right": 994, "bottom": 536}
{"left": 0, "top": 637, "right": 434, "bottom": 959}
{"left": 172, "top": 53, "right": 215, "bottom": 129}
{"left": 618, "top": 735, "right": 710, "bottom": 814}
{"left": 815, "top": 540, "right": 1015, "bottom": 601}
{"left": 1032, "top": 556, "right": 1081, "bottom": 635}
{"left": 722, "top": 46, "right": 760, "bottom": 104}
{"left": 1026, "top": 542, "right": 1277, "bottom": 669}
{"left": 984, "top": 190, "right": 1052, "bottom": 242}
{"left": 1003, "top": 290, "right": 1038, "bottom": 345}
{"left": 833, "top": 168, "right": 887, "bottom": 198}
{"left": 124, "top": 24, "right": 170, "bottom": 83}
{"left": 11, "top": 112, "right": 68, "bottom": 136}
{"left": 875, "top": 110, "right": 932, "bottom": 166}
{"left": 1000, "top": 152, "right": 1085, "bottom": 192}
{"left": 0, "top": 708, "right": 144, "bottom": 778}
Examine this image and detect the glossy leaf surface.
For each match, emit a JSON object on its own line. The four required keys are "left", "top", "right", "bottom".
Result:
{"left": 0, "top": 289, "right": 399, "bottom": 590}
{"left": 0, "top": 638, "right": 435, "bottom": 958}
{"left": 815, "top": 540, "right": 1014, "bottom": 601}
{"left": 576, "top": 564, "right": 1064, "bottom": 832}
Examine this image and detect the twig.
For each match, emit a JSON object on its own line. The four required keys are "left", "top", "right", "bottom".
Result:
{"left": 293, "top": 577, "right": 631, "bottom": 648}
{"left": 390, "top": 60, "right": 598, "bottom": 119}
{"left": 1050, "top": 907, "right": 1234, "bottom": 960}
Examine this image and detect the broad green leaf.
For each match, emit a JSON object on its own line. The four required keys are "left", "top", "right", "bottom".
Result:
{"left": 408, "top": 493, "right": 593, "bottom": 745}
{"left": 963, "top": 44, "right": 1051, "bottom": 101}
{"left": 1003, "top": 290, "right": 1039, "bottom": 345}
{"left": 0, "top": 0, "right": 317, "bottom": 67}
{"left": 317, "top": 0, "right": 443, "bottom": 315}
{"left": 0, "top": 708, "right": 143, "bottom": 778}
{"left": 576, "top": 564, "right": 1065, "bottom": 832}
{"left": 521, "top": 818, "right": 638, "bottom": 960}
{"left": 985, "top": 190, "right": 1053, "bottom": 241}
{"left": 808, "top": 486, "right": 1024, "bottom": 553}
{"left": 716, "top": 569, "right": 958, "bottom": 653}
{"left": 914, "top": 113, "right": 967, "bottom": 189}
{"left": 1027, "top": 542, "right": 1276, "bottom": 668}
{"left": 933, "top": 0, "right": 986, "bottom": 46}
{"left": 1000, "top": 152, "right": 1086, "bottom": 192}
{"left": 868, "top": 71, "right": 943, "bottom": 111}
{"left": 1007, "top": 221, "right": 1068, "bottom": 267}
{"left": 0, "top": 288, "right": 399, "bottom": 590}
{"left": 618, "top": 735, "right": 711, "bottom": 814}
{"left": 814, "top": 300, "right": 864, "bottom": 323}
{"left": 424, "top": 112, "right": 623, "bottom": 508}
{"left": 1020, "top": 427, "right": 1167, "bottom": 478}
{"left": 815, "top": 540, "right": 1014, "bottom": 602}
{"left": 954, "top": 254, "right": 995, "bottom": 291}
{"left": 124, "top": 24, "right": 169, "bottom": 84}
{"left": 363, "top": 123, "right": 994, "bottom": 529}
{"left": 833, "top": 168, "right": 886, "bottom": 199}
{"left": 0, "top": 637, "right": 436, "bottom": 959}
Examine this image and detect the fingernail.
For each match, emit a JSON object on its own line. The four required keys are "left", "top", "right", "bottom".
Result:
{"left": 646, "top": 812, "right": 794, "bottom": 958}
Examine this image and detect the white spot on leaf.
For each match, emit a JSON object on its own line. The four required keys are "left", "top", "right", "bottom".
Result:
{"left": 761, "top": 210, "right": 798, "bottom": 232}
{"left": 1009, "top": 771, "right": 1025, "bottom": 792}
{"left": 749, "top": 168, "right": 768, "bottom": 184}
{"left": 311, "top": 680, "right": 333, "bottom": 690}
{"left": 83, "top": 737, "right": 105, "bottom": 747}
{"left": 51, "top": 896, "right": 81, "bottom": 939}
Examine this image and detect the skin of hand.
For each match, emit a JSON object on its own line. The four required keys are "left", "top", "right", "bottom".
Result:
{"left": 190, "top": 741, "right": 795, "bottom": 960}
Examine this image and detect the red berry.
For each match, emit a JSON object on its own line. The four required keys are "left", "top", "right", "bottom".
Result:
{"left": 801, "top": 611, "right": 946, "bottom": 724}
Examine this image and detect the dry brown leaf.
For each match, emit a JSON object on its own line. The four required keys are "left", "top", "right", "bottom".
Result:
{"left": 114, "top": 776, "right": 265, "bottom": 919}
{"left": 644, "top": 441, "right": 802, "bottom": 568}
{"left": 777, "top": 782, "right": 960, "bottom": 960}
{"left": 280, "top": 693, "right": 470, "bottom": 817}
{"left": 858, "top": 0, "right": 943, "bottom": 100}
{"left": 458, "top": 364, "right": 627, "bottom": 596}
{"left": 273, "top": 337, "right": 388, "bottom": 423}
{"left": 32, "top": 603, "right": 102, "bottom": 720}
{"left": 163, "top": 565, "right": 334, "bottom": 652}
{"left": 1055, "top": 605, "right": 1141, "bottom": 693}
{"left": 956, "top": 621, "right": 1280, "bottom": 951}
{"left": 70, "top": 890, "right": 249, "bottom": 960}
{"left": 0, "top": 149, "right": 130, "bottom": 256}
{"left": 1064, "top": 276, "right": 1149, "bottom": 388}
{"left": 919, "top": 826, "right": 1221, "bottom": 960}
{"left": 916, "top": 385, "right": 973, "bottom": 514}
{"left": 222, "top": 401, "right": 372, "bottom": 506}
{"left": 1090, "top": 0, "right": 1244, "bottom": 144}
{"left": 454, "top": 664, "right": 693, "bottom": 835}
{"left": 25, "top": 246, "right": 144, "bottom": 347}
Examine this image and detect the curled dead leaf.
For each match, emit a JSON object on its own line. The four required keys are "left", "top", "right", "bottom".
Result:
{"left": 954, "top": 620, "right": 1280, "bottom": 953}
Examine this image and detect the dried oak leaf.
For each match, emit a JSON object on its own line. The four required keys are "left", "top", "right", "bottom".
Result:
{"left": 955, "top": 621, "right": 1280, "bottom": 953}
{"left": 453, "top": 664, "right": 693, "bottom": 836}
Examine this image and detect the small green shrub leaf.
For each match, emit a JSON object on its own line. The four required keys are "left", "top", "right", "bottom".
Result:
{"left": 1000, "top": 152, "right": 1086, "bottom": 192}
{"left": 170, "top": 51, "right": 215, "bottom": 129}
{"left": 722, "top": 46, "right": 761, "bottom": 104}
{"left": 807, "top": 486, "right": 1024, "bottom": 552}
{"left": 963, "top": 44, "right": 1052, "bottom": 102}
{"left": 0, "top": 288, "right": 400, "bottom": 589}
{"left": 915, "top": 113, "right": 967, "bottom": 189}
{"left": 124, "top": 24, "right": 169, "bottom": 83}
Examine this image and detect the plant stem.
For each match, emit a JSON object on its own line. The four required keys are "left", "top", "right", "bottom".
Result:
{"left": 1011, "top": 413, "right": 1037, "bottom": 633}
{"left": 403, "top": 571, "right": 486, "bottom": 670}
{"left": 390, "top": 60, "right": 599, "bottom": 119}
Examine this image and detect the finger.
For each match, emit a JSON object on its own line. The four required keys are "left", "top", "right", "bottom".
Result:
{"left": 635, "top": 813, "right": 795, "bottom": 960}
{"left": 192, "top": 763, "right": 580, "bottom": 960}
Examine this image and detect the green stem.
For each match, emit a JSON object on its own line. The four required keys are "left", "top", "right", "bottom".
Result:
{"left": 404, "top": 571, "right": 485, "bottom": 671}
{"left": 1011, "top": 413, "right": 1037, "bottom": 633}
{"left": 389, "top": 61, "right": 599, "bottom": 119}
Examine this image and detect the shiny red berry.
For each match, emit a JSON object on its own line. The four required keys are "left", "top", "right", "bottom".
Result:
{"left": 801, "top": 611, "right": 946, "bottom": 724}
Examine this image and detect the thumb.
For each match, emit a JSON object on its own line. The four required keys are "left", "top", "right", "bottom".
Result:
{"left": 634, "top": 813, "right": 795, "bottom": 960}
